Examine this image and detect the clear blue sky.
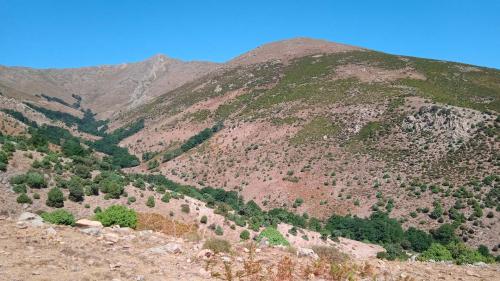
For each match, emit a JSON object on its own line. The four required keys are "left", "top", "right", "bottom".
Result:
{"left": 1, "top": 0, "right": 499, "bottom": 69}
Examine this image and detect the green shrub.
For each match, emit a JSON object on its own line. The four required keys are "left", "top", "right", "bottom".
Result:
{"left": 419, "top": 243, "right": 453, "bottom": 261}
{"left": 203, "top": 238, "right": 231, "bottom": 253}
{"left": 240, "top": 230, "right": 250, "bottom": 240}
{"left": 377, "top": 243, "right": 408, "bottom": 261}
{"left": 431, "top": 224, "right": 457, "bottom": 245}
{"left": 33, "top": 193, "right": 40, "bottom": 199}
{"left": 447, "top": 242, "right": 493, "bottom": 265}
{"left": 93, "top": 206, "right": 102, "bottom": 214}
{"left": 127, "top": 196, "right": 136, "bottom": 204}
{"left": 405, "top": 227, "right": 433, "bottom": 252}
{"left": 146, "top": 196, "right": 155, "bottom": 208}
{"left": 95, "top": 205, "right": 137, "bottom": 228}
{"left": 41, "top": 209, "right": 75, "bottom": 226}
{"left": 68, "top": 184, "right": 84, "bottom": 202}
{"left": 181, "top": 204, "right": 190, "bottom": 213}
{"left": 257, "top": 227, "right": 289, "bottom": 246}
{"left": 11, "top": 171, "right": 47, "bottom": 189}
{"left": 161, "top": 193, "right": 171, "bottom": 203}
{"left": 200, "top": 215, "right": 207, "bottom": 224}
{"left": 46, "top": 187, "right": 64, "bottom": 208}
{"left": 16, "top": 193, "right": 32, "bottom": 204}
{"left": 215, "top": 225, "right": 224, "bottom": 235}
{"left": 12, "top": 184, "right": 27, "bottom": 194}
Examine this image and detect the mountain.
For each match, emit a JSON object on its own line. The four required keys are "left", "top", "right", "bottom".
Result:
{"left": 117, "top": 38, "right": 499, "bottom": 248}
{"left": 0, "top": 37, "right": 499, "bottom": 260}
{"left": 0, "top": 54, "right": 220, "bottom": 119}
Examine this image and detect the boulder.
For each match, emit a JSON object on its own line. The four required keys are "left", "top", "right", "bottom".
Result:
{"left": 17, "top": 212, "right": 44, "bottom": 227}
{"left": 104, "top": 233, "right": 120, "bottom": 244}
{"left": 80, "top": 227, "right": 102, "bottom": 236}
{"left": 75, "top": 219, "right": 103, "bottom": 228}
{"left": 148, "top": 242, "right": 183, "bottom": 254}
{"left": 297, "top": 247, "right": 319, "bottom": 259}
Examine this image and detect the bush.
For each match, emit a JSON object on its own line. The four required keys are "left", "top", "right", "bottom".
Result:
{"left": 311, "top": 246, "right": 347, "bottom": 263}
{"left": 127, "top": 196, "right": 136, "bottom": 204}
{"left": 95, "top": 205, "right": 137, "bottom": 228}
{"left": 419, "top": 243, "right": 453, "bottom": 261}
{"left": 11, "top": 171, "right": 47, "bottom": 189}
{"left": 93, "top": 206, "right": 102, "bottom": 214}
{"left": 377, "top": 243, "right": 408, "bottom": 261}
{"left": 240, "top": 230, "right": 250, "bottom": 240}
{"left": 431, "top": 224, "right": 457, "bottom": 245}
{"left": 46, "top": 187, "right": 64, "bottom": 208}
{"left": 41, "top": 209, "right": 75, "bottom": 226}
{"left": 257, "top": 227, "right": 289, "bottom": 246}
{"left": 200, "top": 215, "right": 207, "bottom": 224}
{"left": 33, "top": 193, "right": 40, "bottom": 199}
{"left": 215, "top": 225, "right": 224, "bottom": 235}
{"left": 447, "top": 242, "right": 493, "bottom": 265}
{"left": 181, "top": 204, "right": 190, "bottom": 213}
{"left": 16, "top": 193, "right": 32, "bottom": 204}
{"left": 405, "top": 227, "right": 433, "bottom": 252}
{"left": 203, "top": 238, "right": 231, "bottom": 253}
{"left": 12, "top": 184, "right": 27, "bottom": 194}
{"left": 68, "top": 184, "right": 84, "bottom": 202}
{"left": 161, "top": 193, "right": 171, "bottom": 203}
{"left": 146, "top": 196, "right": 155, "bottom": 208}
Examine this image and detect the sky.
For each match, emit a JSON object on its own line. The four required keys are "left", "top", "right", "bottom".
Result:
{"left": 0, "top": 0, "right": 499, "bottom": 69}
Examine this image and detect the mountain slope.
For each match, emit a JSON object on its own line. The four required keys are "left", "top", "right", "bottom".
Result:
{"left": 117, "top": 39, "right": 500, "bottom": 248}
{"left": 0, "top": 55, "right": 219, "bottom": 119}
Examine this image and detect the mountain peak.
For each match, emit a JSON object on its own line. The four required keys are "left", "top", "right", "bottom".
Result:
{"left": 228, "top": 37, "right": 362, "bottom": 66}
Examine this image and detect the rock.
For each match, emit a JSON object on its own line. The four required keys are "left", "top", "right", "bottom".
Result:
{"left": 243, "top": 247, "right": 250, "bottom": 253}
{"left": 148, "top": 243, "right": 182, "bottom": 254}
{"left": 75, "top": 219, "right": 103, "bottom": 228}
{"left": 104, "top": 233, "right": 120, "bottom": 244}
{"left": 80, "top": 227, "right": 101, "bottom": 236}
{"left": 45, "top": 227, "right": 57, "bottom": 236}
{"left": 17, "top": 212, "right": 43, "bottom": 227}
{"left": 221, "top": 256, "right": 231, "bottom": 263}
{"left": 258, "top": 237, "right": 269, "bottom": 248}
{"left": 197, "top": 249, "right": 214, "bottom": 260}
{"left": 135, "top": 275, "right": 145, "bottom": 281}
{"left": 465, "top": 270, "right": 480, "bottom": 277}
{"left": 297, "top": 247, "right": 319, "bottom": 259}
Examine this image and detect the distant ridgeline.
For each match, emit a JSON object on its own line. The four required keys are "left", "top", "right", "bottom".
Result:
{"left": 1, "top": 108, "right": 143, "bottom": 168}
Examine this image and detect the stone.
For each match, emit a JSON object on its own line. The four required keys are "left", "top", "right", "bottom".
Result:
{"left": 148, "top": 243, "right": 182, "bottom": 254}
{"left": 465, "top": 270, "right": 480, "bottom": 277}
{"left": 45, "top": 227, "right": 57, "bottom": 236}
{"left": 17, "top": 212, "right": 44, "bottom": 227}
{"left": 80, "top": 227, "right": 101, "bottom": 236}
{"left": 104, "top": 233, "right": 120, "bottom": 244}
{"left": 75, "top": 219, "right": 103, "bottom": 228}
{"left": 297, "top": 247, "right": 319, "bottom": 259}
{"left": 258, "top": 237, "right": 269, "bottom": 248}
{"left": 197, "top": 249, "right": 214, "bottom": 260}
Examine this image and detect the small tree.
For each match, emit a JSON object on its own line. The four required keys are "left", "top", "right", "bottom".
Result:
{"left": 16, "top": 193, "right": 32, "bottom": 204}
{"left": 146, "top": 196, "right": 155, "bottom": 208}
{"left": 46, "top": 187, "right": 64, "bottom": 208}
{"left": 240, "top": 230, "right": 250, "bottom": 240}
{"left": 200, "top": 215, "right": 208, "bottom": 224}
{"left": 68, "top": 184, "right": 84, "bottom": 202}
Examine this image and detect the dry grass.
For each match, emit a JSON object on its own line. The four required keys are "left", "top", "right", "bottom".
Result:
{"left": 136, "top": 212, "right": 198, "bottom": 237}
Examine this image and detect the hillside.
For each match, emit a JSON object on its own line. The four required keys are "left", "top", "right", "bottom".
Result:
{"left": 0, "top": 38, "right": 499, "bottom": 280}
{"left": 0, "top": 55, "right": 219, "bottom": 119}
{"left": 117, "top": 38, "right": 499, "bottom": 249}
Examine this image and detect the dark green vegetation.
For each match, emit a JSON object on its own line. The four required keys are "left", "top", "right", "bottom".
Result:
{"left": 26, "top": 103, "right": 108, "bottom": 136}
{"left": 3, "top": 109, "right": 140, "bottom": 168}
{"left": 162, "top": 122, "right": 223, "bottom": 162}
